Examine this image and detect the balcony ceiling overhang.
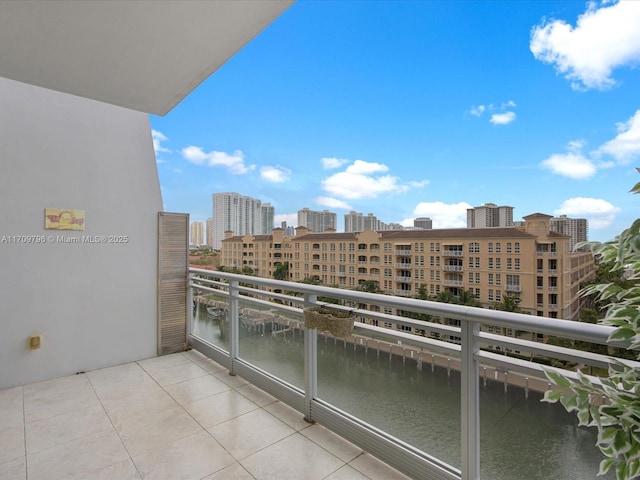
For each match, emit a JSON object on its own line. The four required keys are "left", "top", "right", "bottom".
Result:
{"left": 0, "top": 0, "right": 293, "bottom": 115}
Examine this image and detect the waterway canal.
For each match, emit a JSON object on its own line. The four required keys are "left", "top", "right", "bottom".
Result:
{"left": 193, "top": 306, "right": 611, "bottom": 480}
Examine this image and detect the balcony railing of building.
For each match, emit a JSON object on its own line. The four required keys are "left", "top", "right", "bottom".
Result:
{"left": 443, "top": 265, "right": 464, "bottom": 272}
{"left": 504, "top": 284, "right": 521, "bottom": 292}
{"left": 395, "top": 249, "right": 412, "bottom": 255}
{"left": 189, "top": 268, "right": 631, "bottom": 480}
{"left": 443, "top": 251, "right": 464, "bottom": 257}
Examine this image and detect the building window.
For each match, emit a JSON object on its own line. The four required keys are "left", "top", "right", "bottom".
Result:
{"left": 468, "top": 256, "right": 474, "bottom": 268}
{"left": 469, "top": 242, "right": 480, "bottom": 253}
{"left": 506, "top": 242, "right": 512, "bottom": 253}
{"left": 475, "top": 257, "right": 480, "bottom": 268}
{"left": 495, "top": 290, "right": 501, "bottom": 302}
{"left": 495, "top": 242, "right": 501, "bottom": 253}
{"left": 488, "top": 289, "right": 494, "bottom": 301}
{"left": 475, "top": 273, "right": 480, "bottom": 283}
{"left": 488, "top": 242, "right": 493, "bottom": 253}
{"left": 496, "top": 258, "right": 501, "bottom": 269}
{"left": 496, "top": 273, "right": 501, "bottom": 285}
{"left": 468, "top": 272, "right": 474, "bottom": 283}
{"left": 507, "top": 258, "right": 512, "bottom": 270}
{"left": 488, "top": 273, "right": 494, "bottom": 285}
{"left": 515, "top": 242, "right": 520, "bottom": 253}
{"left": 515, "top": 258, "right": 520, "bottom": 270}
{"left": 488, "top": 258, "right": 493, "bottom": 269}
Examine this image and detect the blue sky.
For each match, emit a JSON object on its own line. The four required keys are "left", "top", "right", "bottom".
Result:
{"left": 150, "top": 0, "right": 640, "bottom": 243}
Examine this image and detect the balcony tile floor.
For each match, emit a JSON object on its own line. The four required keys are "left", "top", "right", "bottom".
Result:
{"left": 0, "top": 350, "right": 411, "bottom": 480}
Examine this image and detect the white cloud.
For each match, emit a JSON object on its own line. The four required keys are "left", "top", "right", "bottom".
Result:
{"left": 315, "top": 196, "right": 353, "bottom": 210}
{"left": 411, "top": 201, "right": 472, "bottom": 229}
{"left": 152, "top": 130, "right": 171, "bottom": 154}
{"left": 554, "top": 197, "right": 620, "bottom": 229}
{"left": 541, "top": 152, "right": 596, "bottom": 179}
{"left": 181, "top": 146, "right": 255, "bottom": 175}
{"left": 408, "top": 179, "right": 430, "bottom": 188}
{"left": 260, "top": 165, "right": 291, "bottom": 183}
{"left": 274, "top": 213, "right": 298, "bottom": 228}
{"left": 345, "top": 159, "right": 389, "bottom": 175}
{"left": 530, "top": 1, "right": 640, "bottom": 90}
{"left": 321, "top": 157, "right": 349, "bottom": 169}
{"left": 321, "top": 159, "right": 409, "bottom": 200}
{"left": 470, "top": 102, "right": 517, "bottom": 124}
{"left": 470, "top": 105, "right": 486, "bottom": 117}
{"left": 597, "top": 109, "right": 640, "bottom": 163}
{"left": 490, "top": 111, "right": 516, "bottom": 125}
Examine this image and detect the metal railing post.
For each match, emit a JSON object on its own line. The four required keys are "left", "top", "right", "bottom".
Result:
{"left": 228, "top": 279, "right": 240, "bottom": 376}
{"left": 303, "top": 294, "right": 318, "bottom": 422}
{"left": 187, "top": 272, "right": 193, "bottom": 340}
{"left": 461, "top": 319, "right": 480, "bottom": 480}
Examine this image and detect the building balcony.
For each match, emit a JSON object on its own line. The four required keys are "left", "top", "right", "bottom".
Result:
{"left": 443, "top": 280, "right": 463, "bottom": 287}
{"left": 395, "top": 263, "right": 412, "bottom": 269}
{"left": 396, "top": 276, "right": 412, "bottom": 282}
{"left": 443, "top": 265, "right": 463, "bottom": 272}
{"left": 443, "top": 251, "right": 463, "bottom": 257}
{"left": 505, "top": 284, "right": 522, "bottom": 292}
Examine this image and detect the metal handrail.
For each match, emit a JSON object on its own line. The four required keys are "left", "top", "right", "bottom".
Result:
{"left": 189, "top": 267, "right": 630, "bottom": 480}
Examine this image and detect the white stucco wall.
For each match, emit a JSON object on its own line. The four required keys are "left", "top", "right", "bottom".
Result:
{"left": 0, "top": 77, "right": 163, "bottom": 389}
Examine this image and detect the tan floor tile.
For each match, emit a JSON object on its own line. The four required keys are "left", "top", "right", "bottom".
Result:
{"left": 202, "top": 462, "right": 255, "bottom": 480}
{"left": 208, "top": 409, "right": 295, "bottom": 459}
{"left": 0, "top": 387, "right": 23, "bottom": 432}
{"left": 326, "top": 464, "right": 371, "bottom": 480}
{"left": 0, "top": 425, "right": 25, "bottom": 465}
{"left": 77, "top": 459, "right": 141, "bottom": 480}
{"left": 263, "top": 400, "right": 311, "bottom": 431}
{"left": 102, "top": 388, "right": 178, "bottom": 426}
{"left": 116, "top": 405, "right": 202, "bottom": 457}
{"left": 27, "top": 430, "right": 129, "bottom": 480}
{"left": 236, "top": 383, "right": 278, "bottom": 407}
{"left": 23, "top": 375, "right": 100, "bottom": 423}
{"left": 137, "top": 353, "right": 191, "bottom": 373}
{"left": 241, "top": 433, "right": 344, "bottom": 480}
{"left": 0, "top": 456, "right": 26, "bottom": 480}
{"left": 146, "top": 361, "right": 209, "bottom": 387}
{"left": 26, "top": 403, "right": 114, "bottom": 455}
{"left": 183, "top": 390, "right": 258, "bottom": 429}
{"left": 349, "top": 452, "right": 413, "bottom": 480}
{"left": 301, "top": 423, "right": 363, "bottom": 463}
{"left": 164, "top": 374, "right": 231, "bottom": 405}
{"left": 131, "top": 430, "right": 234, "bottom": 480}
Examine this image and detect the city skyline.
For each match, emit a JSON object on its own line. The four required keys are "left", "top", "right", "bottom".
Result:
{"left": 151, "top": 1, "right": 640, "bottom": 243}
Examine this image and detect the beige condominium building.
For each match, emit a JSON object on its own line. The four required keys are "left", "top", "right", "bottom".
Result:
{"left": 221, "top": 213, "right": 596, "bottom": 323}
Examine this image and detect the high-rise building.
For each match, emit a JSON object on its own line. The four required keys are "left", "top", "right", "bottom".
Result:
{"left": 221, "top": 212, "right": 595, "bottom": 322}
{"left": 206, "top": 217, "right": 214, "bottom": 247}
{"left": 344, "top": 211, "right": 364, "bottom": 232}
{"left": 190, "top": 221, "right": 204, "bottom": 246}
{"left": 467, "top": 203, "right": 514, "bottom": 228}
{"left": 261, "top": 203, "right": 275, "bottom": 235}
{"left": 211, "top": 192, "right": 263, "bottom": 249}
{"left": 298, "top": 208, "right": 337, "bottom": 233}
{"left": 550, "top": 215, "right": 588, "bottom": 251}
{"left": 414, "top": 217, "right": 433, "bottom": 230}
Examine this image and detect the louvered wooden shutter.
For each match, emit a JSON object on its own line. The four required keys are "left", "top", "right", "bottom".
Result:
{"left": 157, "top": 212, "right": 189, "bottom": 355}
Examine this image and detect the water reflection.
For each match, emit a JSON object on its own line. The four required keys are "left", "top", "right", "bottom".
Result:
{"left": 192, "top": 305, "right": 611, "bottom": 480}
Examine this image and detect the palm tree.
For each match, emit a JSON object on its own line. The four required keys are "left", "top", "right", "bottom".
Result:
{"left": 273, "top": 261, "right": 289, "bottom": 281}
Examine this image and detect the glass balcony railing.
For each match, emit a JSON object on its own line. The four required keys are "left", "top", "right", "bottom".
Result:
{"left": 189, "top": 268, "right": 631, "bottom": 480}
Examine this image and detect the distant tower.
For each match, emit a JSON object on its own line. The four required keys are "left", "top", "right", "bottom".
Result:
{"left": 261, "top": 203, "right": 275, "bottom": 234}
{"left": 550, "top": 215, "right": 588, "bottom": 251}
{"left": 190, "top": 221, "right": 204, "bottom": 246}
{"left": 414, "top": 217, "right": 433, "bottom": 229}
{"left": 298, "top": 208, "right": 337, "bottom": 232}
{"left": 206, "top": 217, "right": 214, "bottom": 247}
{"left": 211, "top": 192, "right": 262, "bottom": 249}
{"left": 467, "top": 203, "right": 514, "bottom": 228}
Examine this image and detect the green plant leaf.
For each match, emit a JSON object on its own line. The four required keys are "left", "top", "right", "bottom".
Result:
{"left": 599, "top": 458, "right": 614, "bottom": 476}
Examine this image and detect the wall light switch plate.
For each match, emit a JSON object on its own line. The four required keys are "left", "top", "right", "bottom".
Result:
{"left": 28, "top": 335, "right": 41, "bottom": 350}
